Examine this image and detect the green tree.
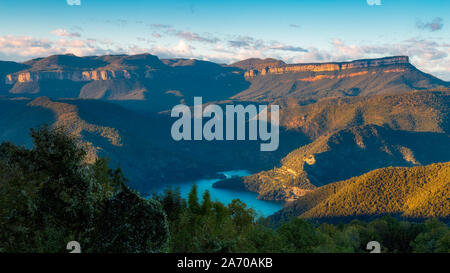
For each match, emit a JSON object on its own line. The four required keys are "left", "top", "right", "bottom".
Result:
{"left": 411, "top": 219, "right": 450, "bottom": 253}
{"left": 188, "top": 184, "right": 200, "bottom": 214}
{"left": 0, "top": 126, "right": 169, "bottom": 253}
{"left": 158, "top": 187, "right": 185, "bottom": 223}
{"left": 228, "top": 199, "right": 255, "bottom": 233}
{"left": 245, "top": 224, "right": 284, "bottom": 253}
{"left": 201, "top": 190, "right": 213, "bottom": 215}
{"left": 277, "top": 218, "right": 323, "bottom": 253}
{"left": 89, "top": 184, "right": 169, "bottom": 253}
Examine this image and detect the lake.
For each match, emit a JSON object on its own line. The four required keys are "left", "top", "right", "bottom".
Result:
{"left": 155, "top": 170, "right": 284, "bottom": 217}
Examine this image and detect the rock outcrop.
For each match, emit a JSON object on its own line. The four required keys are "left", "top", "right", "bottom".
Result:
{"left": 232, "top": 56, "right": 449, "bottom": 102}
{"left": 5, "top": 70, "right": 132, "bottom": 84}
{"left": 243, "top": 56, "right": 410, "bottom": 79}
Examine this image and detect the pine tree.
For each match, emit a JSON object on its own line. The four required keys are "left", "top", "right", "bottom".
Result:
{"left": 188, "top": 184, "right": 200, "bottom": 214}
{"left": 201, "top": 190, "right": 213, "bottom": 215}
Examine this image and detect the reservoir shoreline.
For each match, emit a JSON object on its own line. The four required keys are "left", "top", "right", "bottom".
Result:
{"left": 153, "top": 170, "right": 284, "bottom": 217}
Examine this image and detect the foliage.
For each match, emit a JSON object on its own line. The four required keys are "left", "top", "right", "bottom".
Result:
{"left": 0, "top": 126, "right": 169, "bottom": 253}
{"left": 154, "top": 187, "right": 450, "bottom": 253}
{"left": 269, "top": 162, "right": 450, "bottom": 222}
{"left": 0, "top": 126, "right": 448, "bottom": 253}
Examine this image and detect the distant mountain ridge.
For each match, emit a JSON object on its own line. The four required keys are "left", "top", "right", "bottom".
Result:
{"left": 0, "top": 53, "right": 249, "bottom": 112}
{"left": 236, "top": 56, "right": 410, "bottom": 77}
{"left": 1, "top": 54, "right": 448, "bottom": 114}
{"left": 232, "top": 56, "right": 449, "bottom": 102}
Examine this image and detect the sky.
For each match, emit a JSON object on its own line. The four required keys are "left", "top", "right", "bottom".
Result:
{"left": 0, "top": 0, "right": 449, "bottom": 80}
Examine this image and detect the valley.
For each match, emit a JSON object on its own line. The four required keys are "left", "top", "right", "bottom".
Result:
{"left": 0, "top": 53, "right": 449, "bottom": 221}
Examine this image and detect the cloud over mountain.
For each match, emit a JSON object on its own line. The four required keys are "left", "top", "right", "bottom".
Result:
{"left": 50, "top": 29, "right": 81, "bottom": 38}
{"left": 416, "top": 17, "right": 444, "bottom": 32}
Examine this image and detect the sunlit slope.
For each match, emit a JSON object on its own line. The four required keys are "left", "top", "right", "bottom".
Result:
{"left": 272, "top": 162, "right": 450, "bottom": 221}
{"left": 223, "top": 91, "right": 450, "bottom": 200}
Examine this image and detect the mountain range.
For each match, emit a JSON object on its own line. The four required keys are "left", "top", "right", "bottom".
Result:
{"left": 2, "top": 54, "right": 448, "bottom": 111}
{"left": 0, "top": 53, "right": 449, "bottom": 220}
{"left": 214, "top": 91, "right": 450, "bottom": 200}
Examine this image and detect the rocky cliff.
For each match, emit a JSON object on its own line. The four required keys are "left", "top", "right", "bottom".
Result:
{"left": 232, "top": 56, "right": 449, "bottom": 102}
{"left": 5, "top": 70, "right": 132, "bottom": 84}
{"left": 5, "top": 55, "right": 411, "bottom": 84}
{"left": 242, "top": 56, "right": 410, "bottom": 78}
{"left": 3, "top": 53, "right": 165, "bottom": 85}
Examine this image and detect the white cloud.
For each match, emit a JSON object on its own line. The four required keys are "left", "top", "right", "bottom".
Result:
{"left": 175, "top": 31, "right": 219, "bottom": 43}
{"left": 0, "top": 35, "right": 113, "bottom": 59}
{"left": 50, "top": 29, "right": 81, "bottom": 38}
{"left": 67, "top": 0, "right": 81, "bottom": 6}
{"left": 269, "top": 43, "right": 308, "bottom": 52}
{"left": 149, "top": 23, "right": 220, "bottom": 44}
{"left": 288, "top": 38, "right": 450, "bottom": 81}
{"left": 416, "top": 17, "right": 444, "bottom": 32}
{"left": 150, "top": 40, "right": 195, "bottom": 58}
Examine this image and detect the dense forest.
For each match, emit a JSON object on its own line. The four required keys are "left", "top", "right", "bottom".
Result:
{"left": 268, "top": 162, "right": 450, "bottom": 223}
{"left": 153, "top": 186, "right": 449, "bottom": 253}
{"left": 0, "top": 127, "right": 448, "bottom": 253}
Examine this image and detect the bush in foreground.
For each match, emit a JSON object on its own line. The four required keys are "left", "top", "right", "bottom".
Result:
{"left": 0, "top": 126, "right": 169, "bottom": 253}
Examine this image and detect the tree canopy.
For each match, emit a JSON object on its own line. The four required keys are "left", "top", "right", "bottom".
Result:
{"left": 0, "top": 126, "right": 169, "bottom": 253}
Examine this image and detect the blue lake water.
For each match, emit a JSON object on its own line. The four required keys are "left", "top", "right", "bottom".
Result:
{"left": 155, "top": 170, "right": 284, "bottom": 217}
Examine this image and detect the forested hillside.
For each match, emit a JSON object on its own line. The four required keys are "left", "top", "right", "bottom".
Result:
{"left": 270, "top": 163, "right": 450, "bottom": 223}
{"left": 1, "top": 127, "right": 447, "bottom": 253}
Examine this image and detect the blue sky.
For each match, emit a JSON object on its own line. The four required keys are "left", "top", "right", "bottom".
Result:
{"left": 0, "top": 0, "right": 449, "bottom": 79}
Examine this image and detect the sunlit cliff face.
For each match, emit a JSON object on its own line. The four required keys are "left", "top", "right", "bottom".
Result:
{"left": 5, "top": 70, "right": 132, "bottom": 84}
{"left": 5, "top": 56, "right": 410, "bottom": 84}
{"left": 244, "top": 56, "right": 410, "bottom": 79}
